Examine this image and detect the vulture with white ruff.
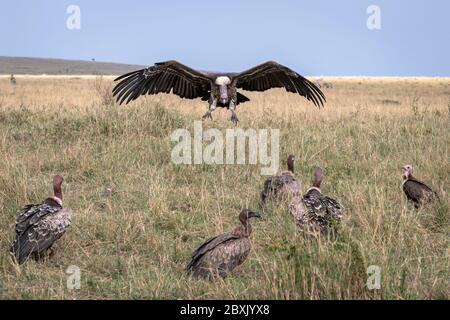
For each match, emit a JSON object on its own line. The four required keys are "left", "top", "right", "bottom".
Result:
{"left": 11, "top": 175, "right": 72, "bottom": 264}
{"left": 113, "top": 60, "right": 325, "bottom": 125}
{"left": 290, "top": 167, "right": 342, "bottom": 238}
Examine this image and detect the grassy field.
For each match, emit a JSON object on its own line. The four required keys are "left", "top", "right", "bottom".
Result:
{"left": 0, "top": 75, "right": 448, "bottom": 299}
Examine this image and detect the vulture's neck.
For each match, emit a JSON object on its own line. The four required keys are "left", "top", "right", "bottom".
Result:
{"left": 236, "top": 219, "right": 252, "bottom": 237}
{"left": 54, "top": 185, "right": 62, "bottom": 201}
{"left": 287, "top": 160, "right": 294, "bottom": 173}
{"left": 312, "top": 179, "right": 322, "bottom": 189}
{"left": 305, "top": 186, "right": 322, "bottom": 194}
{"left": 44, "top": 196, "right": 63, "bottom": 207}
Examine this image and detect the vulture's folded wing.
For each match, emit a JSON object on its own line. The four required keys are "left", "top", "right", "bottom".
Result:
{"left": 12, "top": 209, "right": 71, "bottom": 264}
{"left": 186, "top": 233, "right": 238, "bottom": 271}
{"left": 404, "top": 179, "right": 438, "bottom": 203}
{"left": 14, "top": 202, "right": 61, "bottom": 235}
{"left": 323, "top": 196, "right": 343, "bottom": 220}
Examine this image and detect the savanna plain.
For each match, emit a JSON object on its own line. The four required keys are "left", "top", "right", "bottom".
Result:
{"left": 0, "top": 75, "right": 448, "bottom": 299}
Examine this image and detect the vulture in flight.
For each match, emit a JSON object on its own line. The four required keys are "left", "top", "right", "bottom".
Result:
{"left": 113, "top": 60, "right": 325, "bottom": 125}
{"left": 402, "top": 165, "right": 438, "bottom": 208}
{"left": 290, "top": 167, "right": 342, "bottom": 238}
{"left": 186, "top": 209, "right": 260, "bottom": 279}
{"left": 11, "top": 175, "right": 72, "bottom": 264}
{"left": 258, "top": 154, "right": 302, "bottom": 210}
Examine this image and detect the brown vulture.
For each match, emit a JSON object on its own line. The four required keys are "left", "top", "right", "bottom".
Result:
{"left": 113, "top": 60, "right": 325, "bottom": 125}
{"left": 11, "top": 175, "right": 72, "bottom": 264}
{"left": 402, "top": 165, "right": 438, "bottom": 208}
{"left": 258, "top": 154, "right": 302, "bottom": 210}
{"left": 290, "top": 167, "right": 342, "bottom": 238}
{"left": 185, "top": 209, "right": 260, "bottom": 279}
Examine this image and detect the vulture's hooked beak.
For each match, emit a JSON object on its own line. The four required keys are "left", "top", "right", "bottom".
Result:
{"left": 249, "top": 211, "right": 261, "bottom": 219}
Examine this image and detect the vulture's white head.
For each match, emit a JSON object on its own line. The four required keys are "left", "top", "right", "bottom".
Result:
{"left": 215, "top": 76, "right": 231, "bottom": 104}
{"left": 215, "top": 76, "right": 231, "bottom": 86}
{"left": 402, "top": 164, "right": 413, "bottom": 179}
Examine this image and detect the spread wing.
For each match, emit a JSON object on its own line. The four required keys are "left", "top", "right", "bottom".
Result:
{"left": 233, "top": 61, "right": 325, "bottom": 107}
{"left": 113, "top": 60, "right": 213, "bottom": 104}
{"left": 185, "top": 232, "right": 238, "bottom": 271}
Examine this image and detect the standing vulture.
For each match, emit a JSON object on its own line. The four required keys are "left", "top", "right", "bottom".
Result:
{"left": 185, "top": 209, "right": 260, "bottom": 279}
{"left": 290, "top": 167, "right": 342, "bottom": 238}
{"left": 402, "top": 165, "right": 438, "bottom": 208}
{"left": 258, "top": 155, "right": 302, "bottom": 210}
{"left": 113, "top": 60, "right": 325, "bottom": 125}
{"left": 11, "top": 175, "right": 72, "bottom": 264}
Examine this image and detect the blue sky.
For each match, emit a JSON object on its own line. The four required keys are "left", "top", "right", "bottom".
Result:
{"left": 0, "top": 0, "right": 449, "bottom": 76}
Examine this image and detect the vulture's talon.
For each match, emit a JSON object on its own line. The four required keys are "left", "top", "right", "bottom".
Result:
{"left": 231, "top": 113, "right": 239, "bottom": 126}
{"left": 202, "top": 112, "right": 213, "bottom": 121}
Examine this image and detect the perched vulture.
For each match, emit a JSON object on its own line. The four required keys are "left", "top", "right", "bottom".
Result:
{"left": 113, "top": 60, "right": 325, "bottom": 125}
{"left": 11, "top": 175, "right": 72, "bottom": 264}
{"left": 185, "top": 209, "right": 261, "bottom": 279}
{"left": 290, "top": 167, "right": 342, "bottom": 238}
{"left": 402, "top": 165, "right": 438, "bottom": 208}
{"left": 258, "top": 155, "right": 302, "bottom": 210}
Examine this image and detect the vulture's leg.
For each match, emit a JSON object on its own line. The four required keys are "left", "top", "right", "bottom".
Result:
{"left": 229, "top": 100, "right": 239, "bottom": 126}
{"left": 202, "top": 98, "right": 217, "bottom": 121}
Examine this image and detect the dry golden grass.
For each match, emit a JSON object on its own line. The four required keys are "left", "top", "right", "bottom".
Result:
{"left": 0, "top": 75, "right": 449, "bottom": 299}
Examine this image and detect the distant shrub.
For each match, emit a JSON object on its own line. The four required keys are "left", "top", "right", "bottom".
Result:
{"left": 380, "top": 99, "right": 401, "bottom": 105}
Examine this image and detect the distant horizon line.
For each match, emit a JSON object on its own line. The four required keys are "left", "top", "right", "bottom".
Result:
{"left": 3, "top": 75, "right": 450, "bottom": 80}
{"left": 1, "top": 55, "right": 448, "bottom": 78}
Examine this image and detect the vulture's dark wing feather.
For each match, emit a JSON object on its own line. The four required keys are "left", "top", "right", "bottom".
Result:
{"left": 258, "top": 172, "right": 300, "bottom": 209}
{"left": 14, "top": 202, "right": 61, "bottom": 235}
{"left": 113, "top": 60, "right": 212, "bottom": 104}
{"left": 303, "top": 188, "right": 342, "bottom": 221}
{"left": 403, "top": 179, "right": 438, "bottom": 205}
{"left": 323, "top": 196, "right": 343, "bottom": 220}
{"left": 185, "top": 232, "right": 238, "bottom": 271}
{"left": 11, "top": 202, "right": 68, "bottom": 264}
{"left": 200, "top": 91, "right": 250, "bottom": 105}
{"left": 12, "top": 208, "right": 71, "bottom": 264}
{"left": 233, "top": 61, "right": 325, "bottom": 107}
{"left": 237, "top": 92, "right": 250, "bottom": 104}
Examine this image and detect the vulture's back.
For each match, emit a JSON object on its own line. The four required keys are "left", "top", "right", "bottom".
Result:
{"left": 403, "top": 179, "right": 438, "bottom": 207}
{"left": 187, "top": 233, "right": 251, "bottom": 278}
{"left": 12, "top": 202, "right": 71, "bottom": 264}
{"left": 259, "top": 171, "right": 302, "bottom": 209}
{"left": 293, "top": 188, "right": 342, "bottom": 238}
